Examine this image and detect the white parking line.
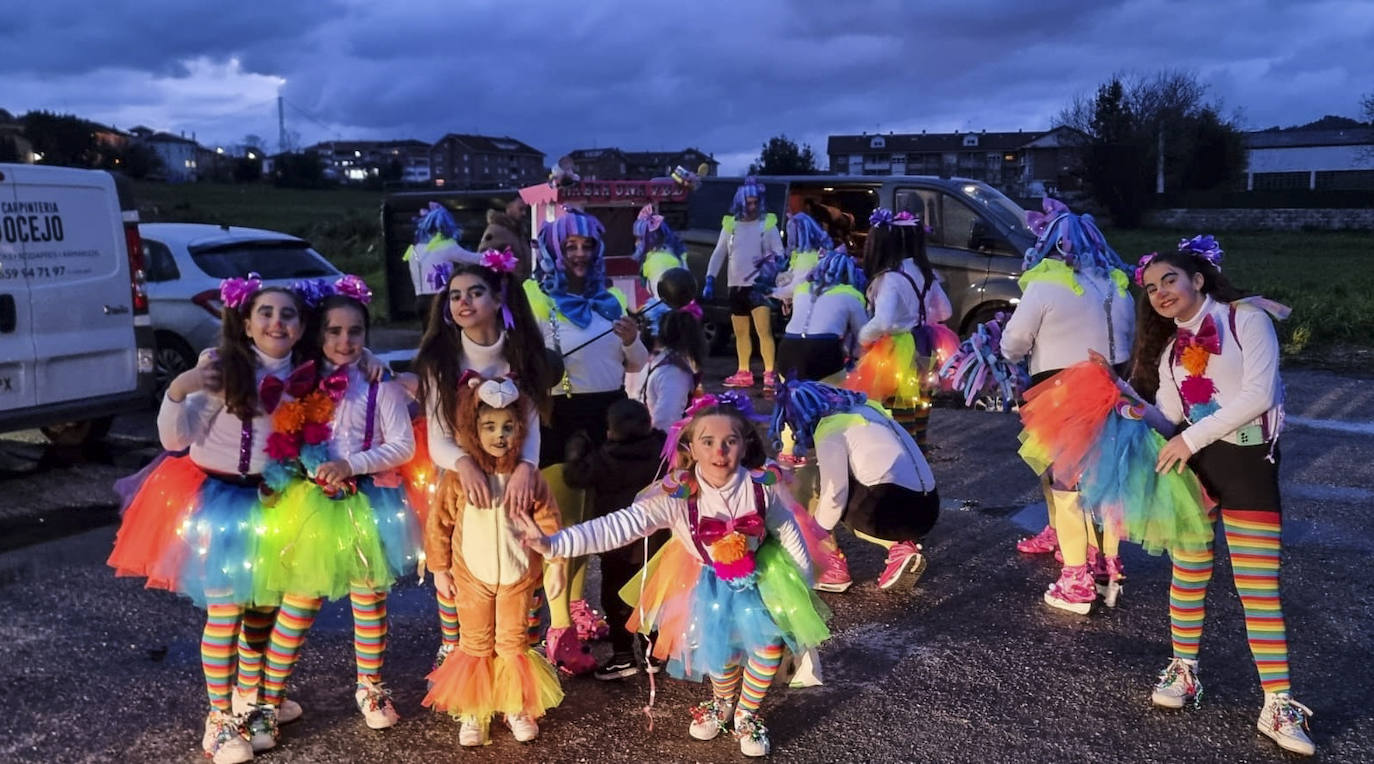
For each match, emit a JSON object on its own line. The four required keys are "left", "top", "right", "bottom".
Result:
{"left": 1287, "top": 415, "right": 1374, "bottom": 436}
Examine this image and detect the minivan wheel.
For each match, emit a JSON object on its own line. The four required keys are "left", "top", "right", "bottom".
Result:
{"left": 41, "top": 416, "right": 114, "bottom": 447}
{"left": 154, "top": 332, "right": 197, "bottom": 401}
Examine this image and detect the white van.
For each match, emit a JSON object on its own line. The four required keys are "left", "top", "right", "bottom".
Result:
{"left": 0, "top": 163, "right": 155, "bottom": 445}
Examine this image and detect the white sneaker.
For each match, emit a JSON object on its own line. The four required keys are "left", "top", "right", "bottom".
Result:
{"left": 242, "top": 704, "right": 278, "bottom": 753}
{"left": 232, "top": 688, "right": 302, "bottom": 724}
{"left": 505, "top": 713, "right": 539, "bottom": 743}
{"left": 458, "top": 716, "right": 489, "bottom": 747}
{"left": 1096, "top": 579, "right": 1123, "bottom": 608}
{"left": 1151, "top": 657, "right": 1201, "bottom": 709}
{"left": 688, "top": 698, "right": 732, "bottom": 741}
{"left": 201, "top": 710, "right": 253, "bottom": 764}
{"left": 1258, "top": 692, "right": 1315, "bottom": 756}
{"left": 733, "top": 709, "right": 771, "bottom": 757}
{"left": 354, "top": 679, "right": 400, "bottom": 729}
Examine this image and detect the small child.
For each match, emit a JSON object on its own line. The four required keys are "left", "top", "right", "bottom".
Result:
{"left": 561, "top": 399, "right": 669, "bottom": 680}
{"left": 422, "top": 375, "right": 565, "bottom": 747}
{"left": 516, "top": 400, "right": 828, "bottom": 758}
{"left": 628, "top": 307, "right": 706, "bottom": 432}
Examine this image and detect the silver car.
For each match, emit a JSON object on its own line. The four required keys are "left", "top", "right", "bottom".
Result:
{"left": 139, "top": 223, "right": 340, "bottom": 396}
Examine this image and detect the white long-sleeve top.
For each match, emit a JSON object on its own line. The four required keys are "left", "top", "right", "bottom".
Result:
{"left": 543, "top": 310, "right": 649, "bottom": 395}
{"left": 548, "top": 466, "right": 812, "bottom": 579}
{"left": 157, "top": 348, "right": 292, "bottom": 475}
{"left": 1001, "top": 269, "right": 1135, "bottom": 375}
{"left": 784, "top": 284, "right": 868, "bottom": 353}
{"left": 1154, "top": 296, "right": 1283, "bottom": 454}
{"left": 858, "top": 261, "right": 953, "bottom": 346}
{"left": 707, "top": 217, "right": 784, "bottom": 288}
{"left": 814, "top": 404, "right": 936, "bottom": 531}
{"left": 425, "top": 331, "right": 541, "bottom": 470}
{"left": 630, "top": 351, "right": 696, "bottom": 432}
{"left": 771, "top": 249, "right": 821, "bottom": 303}
{"left": 325, "top": 363, "right": 415, "bottom": 477}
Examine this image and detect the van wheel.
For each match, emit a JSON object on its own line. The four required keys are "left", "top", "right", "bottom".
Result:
{"left": 154, "top": 332, "right": 196, "bottom": 401}
{"left": 41, "top": 417, "right": 114, "bottom": 447}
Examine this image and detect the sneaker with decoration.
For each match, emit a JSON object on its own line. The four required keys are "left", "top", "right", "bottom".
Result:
{"left": 733, "top": 709, "right": 771, "bottom": 757}
{"left": 231, "top": 688, "right": 301, "bottom": 724}
{"left": 1257, "top": 692, "right": 1315, "bottom": 756}
{"left": 876, "top": 541, "right": 925, "bottom": 590}
{"left": 569, "top": 599, "right": 610, "bottom": 641}
{"left": 1044, "top": 564, "right": 1096, "bottom": 615}
{"left": 814, "top": 549, "right": 852, "bottom": 593}
{"left": 201, "top": 710, "right": 253, "bottom": 764}
{"left": 545, "top": 626, "right": 597, "bottom": 676}
{"left": 723, "top": 370, "right": 755, "bottom": 388}
{"left": 761, "top": 371, "right": 779, "bottom": 395}
{"left": 457, "top": 715, "right": 490, "bottom": 747}
{"left": 688, "top": 697, "right": 734, "bottom": 741}
{"left": 1151, "top": 657, "right": 1202, "bottom": 709}
{"left": 1016, "top": 524, "right": 1058, "bottom": 554}
{"left": 1093, "top": 554, "right": 1126, "bottom": 608}
{"left": 242, "top": 704, "right": 279, "bottom": 753}
{"left": 354, "top": 678, "right": 400, "bottom": 729}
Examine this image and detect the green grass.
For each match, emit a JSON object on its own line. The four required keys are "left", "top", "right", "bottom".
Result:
{"left": 1104, "top": 228, "right": 1374, "bottom": 360}
{"left": 132, "top": 181, "right": 393, "bottom": 321}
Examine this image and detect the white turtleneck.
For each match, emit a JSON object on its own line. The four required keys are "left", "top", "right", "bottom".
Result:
{"left": 549, "top": 466, "right": 811, "bottom": 578}
{"left": 157, "top": 346, "right": 293, "bottom": 475}
{"left": 425, "top": 330, "right": 541, "bottom": 470}
{"left": 325, "top": 363, "right": 415, "bottom": 477}
{"left": 1154, "top": 296, "right": 1283, "bottom": 453}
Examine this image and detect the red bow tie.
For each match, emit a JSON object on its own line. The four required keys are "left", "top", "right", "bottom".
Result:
{"left": 259, "top": 361, "right": 317, "bottom": 413}
{"left": 697, "top": 513, "right": 766, "bottom": 546}
{"left": 1174, "top": 314, "right": 1221, "bottom": 360}
{"left": 319, "top": 365, "right": 350, "bottom": 403}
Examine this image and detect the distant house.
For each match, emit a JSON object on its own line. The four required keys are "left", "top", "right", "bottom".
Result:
{"left": 429, "top": 134, "right": 545, "bottom": 189}
{"left": 1244, "top": 126, "right": 1374, "bottom": 191}
{"left": 137, "top": 130, "right": 202, "bottom": 182}
{"left": 303, "top": 139, "right": 431, "bottom": 183}
{"left": 568, "top": 147, "right": 719, "bottom": 180}
{"left": 826, "top": 127, "right": 1085, "bottom": 197}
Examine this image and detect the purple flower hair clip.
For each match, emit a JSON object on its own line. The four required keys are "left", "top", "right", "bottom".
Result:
{"left": 480, "top": 247, "right": 519, "bottom": 274}
{"left": 220, "top": 272, "right": 263, "bottom": 311}
{"left": 715, "top": 390, "right": 769, "bottom": 422}
{"left": 869, "top": 207, "right": 895, "bottom": 228}
{"left": 1133, "top": 252, "right": 1158, "bottom": 287}
{"left": 291, "top": 278, "right": 335, "bottom": 308}
{"left": 428, "top": 262, "right": 453, "bottom": 293}
{"left": 334, "top": 274, "right": 373, "bottom": 305}
{"left": 1178, "top": 234, "right": 1223, "bottom": 269}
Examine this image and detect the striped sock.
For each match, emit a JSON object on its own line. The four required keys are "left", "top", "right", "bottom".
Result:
{"left": 709, "top": 664, "right": 742, "bottom": 704}
{"left": 351, "top": 587, "right": 387, "bottom": 684}
{"left": 435, "top": 590, "right": 460, "bottom": 649}
{"left": 201, "top": 594, "right": 242, "bottom": 712}
{"left": 736, "top": 643, "right": 785, "bottom": 714}
{"left": 527, "top": 590, "right": 544, "bottom": 648}
{"left": 1221, "top": 509, "right": 1290, "bottom": 694}
{"left": 261, "top": 593, "right": 322, "bottom": 706}
{"left": 1169, "top": 544, "right": 1214, "bottom": 660}
{"left": 235, "top": 607, "right": 276, "bottom": 696}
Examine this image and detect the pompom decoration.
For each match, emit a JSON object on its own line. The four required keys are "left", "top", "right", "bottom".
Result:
{"left": 334, "top": 274, "right": 372, "bottom": 305}
{"left": 1178, "top": 234, "right": 1223, "bottom": 268}
{"left": 220, "top": 272, "right": 263, "bottom": 310}
{"left": 292, "top": 278, "right": 335, "bottom": 308}
{"left": 1180, "top": 344, "right": 1211, "bottom": 377}
{"left": 271, "top": 401, "right": 306, "bottom": 434}
{"left": 261, "top": 375, "right": 338, "bottom": 501}
{"left": 479, "top": 247, "right": 519, "bottom": 274}
{"left": 266, "top": 431, "right": 302, "bottom": 461}
{"left": 938, "top": 313, "right": 1028, "bottom": 410}
{"left": 869, "top": 207, "right": 895, "bottom": 227}
{"left": 301, "top": 422, "right": 332, "bottom": 446}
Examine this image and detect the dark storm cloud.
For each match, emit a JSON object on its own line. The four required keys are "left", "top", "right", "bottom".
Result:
{"left": 4, "top": 0, "right": 1371, "bottom": 171}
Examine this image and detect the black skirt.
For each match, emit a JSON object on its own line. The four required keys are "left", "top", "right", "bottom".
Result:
{"left": 845, "top": 478, "right": 940, "bottom": 542}
{"left": 1188, "top": 440, "right": 1282, "bottom": 512}
{"left": 777, "top": 335, "right": 846, "bottom": 382}
{"left": 541, "top": 388, "right": 629, "bottom": 466}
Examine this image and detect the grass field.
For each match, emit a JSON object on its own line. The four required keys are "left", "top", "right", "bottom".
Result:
{"left": 129, "top": 181, "right": 1373, "bottom": 362}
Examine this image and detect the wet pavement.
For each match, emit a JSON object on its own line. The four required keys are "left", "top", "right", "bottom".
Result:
{"left": 2, "top": 361, "right": 1372, "bottom": 762}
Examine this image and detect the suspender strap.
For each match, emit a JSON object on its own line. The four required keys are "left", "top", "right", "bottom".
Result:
{"left": 237, "top": 417, "right": 254, "bottom": 476}
{"left": 361, "top": 381, "right": 380, "bottom": 451}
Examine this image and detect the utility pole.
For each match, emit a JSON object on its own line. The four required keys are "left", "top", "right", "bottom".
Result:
{"left": 278, "top": 95, "right": 287, "bottom": 154}
{"left": 1156, "top": 129, "right": 1165, "bottom": 194}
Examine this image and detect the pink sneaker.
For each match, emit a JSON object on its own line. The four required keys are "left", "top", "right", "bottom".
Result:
{"left": 1044, "top": 564, "right": 1096, "bottom": 614}
{"left": 1016, "top": 525, "right": 1058, "bottom": 554}
{"left": 876, "top": 541, "right": 925, "bottom": 590}
{"left": 545, "top": 626, "right": 596, "bottom": 676}
{"left": 723, "top": 370, "right": 755, "bottom": 388}
{"left": 569, "top": 599, "right": 609, "bottom": 641}
{"left": 1093, "top": 554, "right": 1126, "bottom": 608}
{"left": 761, "top": 371, "right": 779, "bottom": 395}
{"left": 814, "top": 550, "right": 852, "bottom": 593}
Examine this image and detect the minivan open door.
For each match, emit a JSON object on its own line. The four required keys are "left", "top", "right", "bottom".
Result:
{"left": 0, "top": 166, "right": 38, "bottom": 412}
{"left": 8, "top": 165, "right": 138, "bottom": 407}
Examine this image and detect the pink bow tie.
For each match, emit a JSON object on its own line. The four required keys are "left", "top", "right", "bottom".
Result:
{"left": 259, "top": 361, "right": 317, "bottom": 413}
{"left": 319, "top": 365, "right": 350, "bottom": 403}
{"left": 698, "top": 513, "right": 766, "bottom": 546}
{"left": 1175, "top": 314, "right": 1221, "bottom": 359}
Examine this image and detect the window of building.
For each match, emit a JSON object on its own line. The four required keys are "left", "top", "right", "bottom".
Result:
{"left": 870, "top": 136, "right": 886, "bottom": 149}
{"left": 1251, "top": 171, "right": 1309, "bottom": 191}
{"left": 963, "top": 135, "right": 979, "bottom": 147}
{"left": 1314, "top": 170, "right": 1374, "bottom": 190}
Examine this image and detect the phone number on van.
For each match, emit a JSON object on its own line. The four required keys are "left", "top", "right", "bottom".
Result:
{"left": 0, "top": 265, "right": 66, "bottom": 280}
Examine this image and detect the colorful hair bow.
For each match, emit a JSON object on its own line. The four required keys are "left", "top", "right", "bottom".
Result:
{"left": 480, "top": 247, "right": 519, "bottom": 274}
{"left": 220, "top": 273, "right": 263, "bottom": 311}
{"left": 678, "top": 300, "right": 704, "bottom": 320}
{"left": 1178, "top": 234, "right": 1223, "bottom": 269}
{"left": 1133, "top": 252, "right": 1159, "bottom": 287}
{"left": 334, "top": 274, "right": 372, "bottom": 305}
{"left": 892, "top": 210, "right": 920, "bottom": 226}
{"left": 636, "top": 204, "right": 664, "bottom": 233}
{"left": 869, "top": 207, "right": 895, "bottom": 227}
{"left": 1025, "top": 197, "right": 1071, "bottom": 240}
{"left": 291, "top": 278, "right": 333, "bottom": 308}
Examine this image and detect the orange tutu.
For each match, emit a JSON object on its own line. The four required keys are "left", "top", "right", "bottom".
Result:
{"left": 422, "top": 648, "right": 563, "bottom": 721}
{"left": 399, "top": 415, "right": 440, "bottom": 527}
{"left": 107, "top": 455, "right": 207, "bottom": 591}
{"left": 1017, "top": 363, "right": 1121, "bottom": 484}
{"left": 845, "top": 332, "right": 920, "bottom": 402}
{"left": 621, "top": 538, "right": 703, "bottom": 663}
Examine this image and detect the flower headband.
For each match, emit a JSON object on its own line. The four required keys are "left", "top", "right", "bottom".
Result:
{"left": 869, "top": 207, "right": 927, "bottom": 232}
{"left": 289, "top": 274, "right": 373, "bottom": 309}
{"left": 220, "top": 272, "right": 263, "bottom": 310}
{"left": 1133, "top": 234, "right": 1225, "bottom": 286}
{"left": 635, "top": 204, "right": 663, "bottom": 233}
{"left": 477, "top": 248, "right": 519, "bottom": 329}
{"left": 659, "top": 390, "right": 767, "bottom": 463}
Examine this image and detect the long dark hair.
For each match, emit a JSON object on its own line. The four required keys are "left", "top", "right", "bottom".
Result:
{"left": 863, "top": 224, "right": 933, "bottom": 286}
{"left": 220, "top": 286, "right": 308, "bottom": 419}
{"left": 415, "top": 264, "right": 552, "bottom": 437}
{"left": 657, "top": 309, "right": 707, "bottom": 376}
{"left": 304, "top": 294, "right": 370, "bottom": 367}
{"left": 1128, "top": 250, "right": 1247, "bottom": 401}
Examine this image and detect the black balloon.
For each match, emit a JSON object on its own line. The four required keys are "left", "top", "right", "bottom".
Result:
{"left": 654, "top": 267, "right": 697, "bottom": 309}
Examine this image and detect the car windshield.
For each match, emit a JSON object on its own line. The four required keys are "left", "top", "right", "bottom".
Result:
{"left": 959, "top": 182, "right": 1030, "bottom": 235}
{"left": 190, "top": 242, "right": 340, "bottom": 279}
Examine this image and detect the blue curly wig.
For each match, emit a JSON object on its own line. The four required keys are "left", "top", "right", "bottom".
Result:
{"left": 767, "top": 380, "right": 869, "bottom": 457}
{"left": 1022, "top": 208, "right": 1128, "bottom": 275}
{"left": 730, "top": 176, "right": 766, "bottom": 218}
{"left": 632, "top": 217, "right": 685, "bottom": 262}
{"left": 808, "top": 248, "right": 867, "bottom": 295}
{"left": 785, "top": 212, "right": 830, "bottom": 254}
{"left": 535, "top": 207, "right": 607, "bottom": 297}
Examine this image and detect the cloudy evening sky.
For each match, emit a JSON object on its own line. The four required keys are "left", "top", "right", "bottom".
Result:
{"left": 4, "top": 0, "right": 1372, "bottom": 173}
